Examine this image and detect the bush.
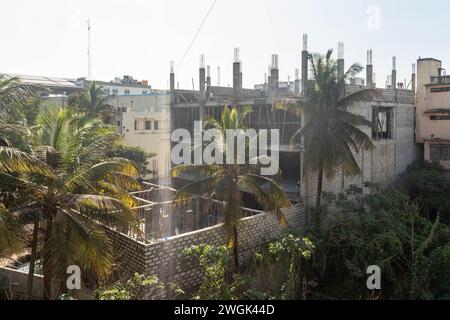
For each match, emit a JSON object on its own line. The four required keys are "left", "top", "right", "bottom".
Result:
{"left": 430, "top": 243, "right": 450, "bottom": 299}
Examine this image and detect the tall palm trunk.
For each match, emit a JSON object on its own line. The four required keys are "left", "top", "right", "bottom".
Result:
{"left": 26, "top": 218, "right": 39, "bottom": 300}
{"left": 316, "top": 168, "right": 324, "bottom": 207}
{"left": 42, "top": 215, "right": 53, "bottom": 300}
{"left": 232, "top": 226, "right": 240, "bottom": 274}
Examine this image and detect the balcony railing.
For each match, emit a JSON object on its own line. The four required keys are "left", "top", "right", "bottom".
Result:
{"left": 430, "top": 75, "right": 450, "bottom": 85}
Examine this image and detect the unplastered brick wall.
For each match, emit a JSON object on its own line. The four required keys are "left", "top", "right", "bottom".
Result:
{"left": 106, "top": 205, "right": 305, "bottom": 291}
{"left": 301, "top": 96, "right": 416, "bottom": 206}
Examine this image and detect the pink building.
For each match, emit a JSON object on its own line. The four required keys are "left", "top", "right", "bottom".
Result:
{"left": 416, "top": 58, "right": 450, "bottom": 170}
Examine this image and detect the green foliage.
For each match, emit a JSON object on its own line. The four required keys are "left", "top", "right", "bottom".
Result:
{"left": 0, "top": 203, "right": 25, "bottom": 256}
{"left": 310, "top": 182, "right": 447, "bottom": 299}
{"left": 97, "top": 273, "right": 164, "bottom": 300}
{"left": 184, "top": 244, "right": 234, "bottom": 300}
{"left": 185, "top": 236, "right": 315, "bottom": 300}
{"left": 107, "top": 145, "right": 155, "bottom": 175}
{"left": 398, "top": 161, "right": 450, "bottom": 221}
{"left": 0, "top": 106, "right": 142, "bottom": 299}
{"left": 69, "top": 82, "right": 115, "bottom": 124}
{"left": 430, "top": 243, "right": 450, "bottom": 299}
{"left": 255, "top": 234, "right": 315, "bottom": 300}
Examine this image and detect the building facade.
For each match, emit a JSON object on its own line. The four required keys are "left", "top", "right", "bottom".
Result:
{"left": 416, "top": 58, "right": 450, "bottom": 170}
{"left": 108, "top": 94, "right": 172, "bottom": 179}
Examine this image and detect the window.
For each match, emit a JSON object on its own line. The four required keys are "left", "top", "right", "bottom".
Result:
{"left": 142, "top": 91, "right": 148, "bottom": 95}
{"left": 372, "top": 107, "right": 393, "bottom": 140}
{"left": 117, "top": 120, "right": 121, "bottom": 127}
{"left": 134, "top": 120, "right": 138, "bottom": 131}
{"left": 431, "top": 87, "right": 450, "bottom": 93}
{"left": 104, "top": 88, "right": 110, "bottom": 95}
{"left": 124, "top": 90, "right": 130, "bottom": 95}
{"left": 112, "top": 89, "right": 119, "bottom": 95}
{"left": 145, "top": 120, "right": 152, "bottom": 130}
{"left": 430, "top": 145, "right": 450, "bottom": 161}
{"left": 153, "top": 121, "right": 159, "bottom": 130}
{"left": 430, "top": 115, "right": 450, "bottom": 120}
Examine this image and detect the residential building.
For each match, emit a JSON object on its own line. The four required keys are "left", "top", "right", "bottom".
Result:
{"left": 416, "top": 58, "right": 450, "bottom": 170}
{"left": 108, "top": 93, "right": 172, "bottom": 179}
{"left": 75, "top": 75, "right": 155, "bottom": 96}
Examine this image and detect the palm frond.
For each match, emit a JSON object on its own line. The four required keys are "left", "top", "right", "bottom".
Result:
{"left": 0, "top": 203, "right": 25, "bottom": 256}
{"left": 0, "top": 146, "right": 55, "bottom": 179}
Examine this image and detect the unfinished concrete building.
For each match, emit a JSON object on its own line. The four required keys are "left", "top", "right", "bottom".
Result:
{"left": 169, "top": 36, "right": 416, "bottom": 206}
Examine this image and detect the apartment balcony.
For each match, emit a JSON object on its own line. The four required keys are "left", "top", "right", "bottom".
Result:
{"left": 430, "top": 75, "right": 450, "bottom": 85}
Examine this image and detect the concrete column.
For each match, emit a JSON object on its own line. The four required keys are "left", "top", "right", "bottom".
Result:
{"left": 206, "top": 65, "right": 211, "bottom": 96}
{"left": 186, "top": 208, "right": 195, "bottom": 232}
{"left": 199, "top": 54, "right": 206, "bottom": 98}
{"left": 392, "top": 56, "right": 397, "bottom": 90}
{"left": 233, "top": 62, "right": 241, "bottom": 102}
{"left": 366, "top": 50, "right": 373, "bottom": 87}
{"left": 170, "top": 61, "right": 175, "bottom": 92}
{"left": 270, "top": 68, "right": 279, "bottom": 96}
{"left": 337, "top": 42, "right": 345, "bottom": 80}
{"left": 144, "top": 208, "right": 153, "bottom": 240}
{"left": 269, "top": 54, "right": 279, "bottom": 97}
{"left": 294, "top": 68, "right": 300, "bottom": 95}
{"left": 301, "top": 34, "right": 309, "bottom": 96}
{"left": 151, "top": 205, "right": 161, "bottom": 239}
{"left": 411, "top": 63, "right": 416, "bottom": 93}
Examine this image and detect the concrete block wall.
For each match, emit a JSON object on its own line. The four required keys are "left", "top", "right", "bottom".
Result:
{"left": 107, "top": 205, "right": 305, "bottom": 291}
{"left": 301, "top": 96, "right": 416, "bottom": 206}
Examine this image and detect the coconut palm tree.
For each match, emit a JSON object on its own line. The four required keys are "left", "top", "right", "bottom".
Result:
{"left": 0, "top": 74, "right": 32, "bottom": 130}
{"left": 69, "top": 82, "right": 115, "bottom": 124}
{"left": 171, "top": 106, "right": 291, "bottom": 273}
{"left": 0, "top": 203, "right": 24, "bottom": 257}
{"left": 277, "top": 50, "right": 376, "bottom": 207}
{"left": 0, "top": 107, "right": 142, "bottom": 299}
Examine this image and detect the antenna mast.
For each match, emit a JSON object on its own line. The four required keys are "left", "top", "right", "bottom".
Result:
{"left": 87, "top": 19, "right": 92, "bottom": 80}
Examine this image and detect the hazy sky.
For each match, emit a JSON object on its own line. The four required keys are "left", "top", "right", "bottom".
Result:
{"left": 1, "top": 0, "right": 449, "bottom": 90}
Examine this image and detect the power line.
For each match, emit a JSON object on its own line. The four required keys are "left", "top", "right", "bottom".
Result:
{"left": 176, "top": 0, "right": 218, "bottom": 72}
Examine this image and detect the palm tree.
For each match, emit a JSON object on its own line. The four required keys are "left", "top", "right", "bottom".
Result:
{"left": 0, "top": 203, "right": 24, "bottom": 257}
{"left": 171, "top": 106, "right": 291, "bottom": 273}
{"left": 69, "top": 82, "right": 115, "bottom": 124}
{"left": 0, "top": 107, "right": 142, "bottom": 299}
{"left": 0, "top": 74, "right": 31, "bottom": 130}
{"left": 278, "top": 50, "right": 376, "bottom": 207}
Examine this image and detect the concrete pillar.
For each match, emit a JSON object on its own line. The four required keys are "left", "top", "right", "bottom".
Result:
{"left": 170, "top": 61, "right": 175, "bottom": 92}
{"left": 294, "top": 68, "right": 300, "bottom": 95}
{"left": 366, "top": 50, "right": 373, "bottom": 87}
{"left": 301, "top": 34, "right": 309, "bottom": 96}
{"left": 392, "top": 56, "right": 397, "bottom": 90}
{"left": 337, "top": 42, "right": 345, "bottom": 80}
{"left": 144, "top": 208, "right": 153, "bottom": 239}
{"left": 199, "top": 55, "right": 206, "bottom": 100}
{"left": 206, "top": 65, "right": 211, "bottom": 93}
{"left": 411, "top": 63, "right": 416, "bottom": 93}
{"left": 270, "top": 68, "right": 279, "bottom": 96}
{"left": 186, "top": 208, "right": 195, "bottom": 232}
{"left": 151, "top": 205, "right": 161, "bottom": 239}
{"left": 270, "top": 54, "right": 279, "bottom": 97}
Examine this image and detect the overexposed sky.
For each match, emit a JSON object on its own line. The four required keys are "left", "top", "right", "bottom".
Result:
{"left": 1, "top": 0, "right": 449, "bottom": 90}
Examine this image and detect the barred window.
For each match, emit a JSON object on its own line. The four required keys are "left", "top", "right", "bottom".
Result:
{"left": 430, "top": 145, "right": 450, "bottom": 161}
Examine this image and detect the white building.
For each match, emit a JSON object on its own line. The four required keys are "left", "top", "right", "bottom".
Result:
{"left": 107, "top": 94, "right": 172, "bottom": 179}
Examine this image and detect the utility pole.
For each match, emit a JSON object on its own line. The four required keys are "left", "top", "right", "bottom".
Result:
{"left": 87, "top": 19, "right": 92, "bottom": 80}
